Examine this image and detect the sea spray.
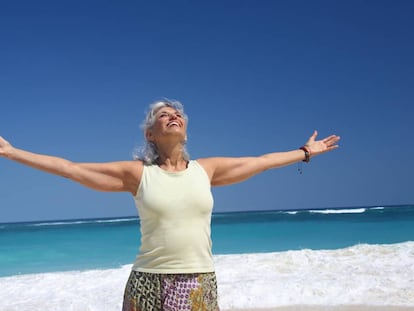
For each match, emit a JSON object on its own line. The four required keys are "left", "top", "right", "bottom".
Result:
{"left": 1, "top": 242, "right": 413, "bottom": 310}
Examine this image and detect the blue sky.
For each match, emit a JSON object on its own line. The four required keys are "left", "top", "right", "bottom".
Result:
{"left": 1, "top": 0, "right": 413, "bottom": 223}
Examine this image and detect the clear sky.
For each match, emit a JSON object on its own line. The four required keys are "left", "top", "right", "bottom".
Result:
{"left": 1, "top": 0, "right": 413, "bottom": 223}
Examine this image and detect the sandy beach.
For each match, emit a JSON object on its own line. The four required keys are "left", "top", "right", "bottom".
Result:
{"left": 228, "top": 306, "right": 414, "bottom": 311}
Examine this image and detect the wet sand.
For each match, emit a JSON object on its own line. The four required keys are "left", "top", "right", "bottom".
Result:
{"left": 227, "top": 306, "right": 414, "bottom": 311}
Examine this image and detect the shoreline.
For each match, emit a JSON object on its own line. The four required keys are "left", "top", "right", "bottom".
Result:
{"left": 226, "top": 306, "right": 414, "bottom": 311}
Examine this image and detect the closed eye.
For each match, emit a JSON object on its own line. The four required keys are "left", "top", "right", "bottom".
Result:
{"left": 158, "top": 111, "right": 183, "bottom": 119}
{"left": 158, "top": 112, "right": 169, "bottom": 119}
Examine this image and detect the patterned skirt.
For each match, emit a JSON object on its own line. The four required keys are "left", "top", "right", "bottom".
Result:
{"left": 122, "top": 271, "right": 220, "bottom": 311}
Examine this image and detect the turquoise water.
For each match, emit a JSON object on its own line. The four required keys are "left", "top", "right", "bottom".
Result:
{"left": 1, "top": 205, "right": 413, "bottom": 277}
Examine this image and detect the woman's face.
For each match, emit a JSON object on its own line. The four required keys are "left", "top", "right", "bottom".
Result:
{"left": 146, "top": 106, "right": 187, "bottom": 143}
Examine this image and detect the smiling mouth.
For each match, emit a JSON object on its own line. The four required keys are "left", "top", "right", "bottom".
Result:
{"left": 167, "top": 121, "right": 181, "bottom": 127}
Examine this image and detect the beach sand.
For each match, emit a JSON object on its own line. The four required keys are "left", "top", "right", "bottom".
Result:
{"left": 228, "top": 306, "right": 414, "bottom": 311}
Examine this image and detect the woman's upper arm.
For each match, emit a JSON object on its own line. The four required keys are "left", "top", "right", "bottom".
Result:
{"left": 197, "top": 157, "right": 267, "bottom": 186}
{"left": 71, "top": 160, "right": 143, "bottom": 194}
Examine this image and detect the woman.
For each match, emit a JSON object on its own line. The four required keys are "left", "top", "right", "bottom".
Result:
{"left": 0, "top": 99, "right": 340, "bottom": 311}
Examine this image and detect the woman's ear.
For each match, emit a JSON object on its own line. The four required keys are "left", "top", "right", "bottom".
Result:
{"left": 145, "top": 129, "right": 153, "bottom": 142}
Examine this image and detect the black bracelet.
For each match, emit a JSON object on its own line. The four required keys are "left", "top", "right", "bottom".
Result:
{"left": 300, "top": 146, "right": 310, "bottom": 163}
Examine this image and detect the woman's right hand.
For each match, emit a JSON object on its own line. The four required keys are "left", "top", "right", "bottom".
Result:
{"left": 0, "top": 136, "right": 13, "bottom": 158}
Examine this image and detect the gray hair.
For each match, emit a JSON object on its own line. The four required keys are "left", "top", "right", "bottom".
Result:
{"left": 134, "top": 99, "right": 190, "bottom": 164}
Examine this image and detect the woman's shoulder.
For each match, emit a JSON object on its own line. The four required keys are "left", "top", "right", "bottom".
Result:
{"left": 194, "top": 158, "right": 218, "bottom": 181}
{"left": 119, "top": 160, "right": 144, "bottom": 196}
{"left": 117, "top": 159, "right": 144, "bottom": 170}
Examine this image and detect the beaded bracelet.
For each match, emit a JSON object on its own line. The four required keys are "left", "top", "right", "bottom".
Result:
{"left": 300, "top": 146, "right": 311, "bottom": 163}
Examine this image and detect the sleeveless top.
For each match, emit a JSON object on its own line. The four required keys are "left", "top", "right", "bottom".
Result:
{"left": 132, "top": 160, "right": 215, "bottom": 273}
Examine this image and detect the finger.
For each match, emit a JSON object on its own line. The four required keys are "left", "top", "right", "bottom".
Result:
{"left": 323, "top": 135, "right": 340, "bottom": 145}
{"left": 327, "top": 144, "right": 339, "bottom": 151}
{"left": 306, "top": 130, "right": 318, "bottom": 145}
{"left": 317, "top": 144, "right": 339, "bottom": 154}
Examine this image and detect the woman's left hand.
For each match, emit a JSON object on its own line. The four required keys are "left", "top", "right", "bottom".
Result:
{"left": 304, "top": 130, "right": 340, "bottom": 157}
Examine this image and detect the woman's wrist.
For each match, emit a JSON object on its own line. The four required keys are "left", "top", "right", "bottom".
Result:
{"left": 1, "top": 147, "right": 15, "bottom": 160}
{"left": 299, "top": 146, "right": 311, "bottom": 163}
{"left": 0, "top": 145, "right": 13, "bottom": 159}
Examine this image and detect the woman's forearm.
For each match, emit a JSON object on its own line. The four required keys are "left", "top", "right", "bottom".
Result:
{"left": 5, "top": 146, "right": 74, "bottom": 178}
{"left": 261, "top": 149, "right": 308, "bottom": 170}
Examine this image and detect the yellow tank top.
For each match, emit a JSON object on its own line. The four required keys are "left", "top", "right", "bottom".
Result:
{"left": 132, "top": 160, "right": 215, "bottom": 273}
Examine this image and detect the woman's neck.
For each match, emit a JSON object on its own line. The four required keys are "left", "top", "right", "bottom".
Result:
{"left": 156, "top": 143, "right": 188, "bottom": 171}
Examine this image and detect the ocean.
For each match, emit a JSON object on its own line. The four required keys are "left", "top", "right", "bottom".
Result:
{"left": 1, "top": 205, "right": 414, "bottom": 310}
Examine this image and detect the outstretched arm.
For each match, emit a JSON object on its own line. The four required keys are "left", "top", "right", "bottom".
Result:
{"left": 0, "top": 136, "right": 141, "bottom": 195}
{"left": 198, "top": 130, "right": 340, "bottom": 186}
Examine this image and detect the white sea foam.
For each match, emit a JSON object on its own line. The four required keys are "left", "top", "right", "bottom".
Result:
{"left": 309, "top": 208, "right": 366, "bottom": 214}
{"left": 30, "top": 218, "right": 136, "bottom": 227}
{"left": 1, "top": 242, "right": 413, "bottom": 310}
{"left": 95, "top": 218, "right": 137, "bottom": 224}
{"left": 286, "top": 211, "right": 298, "bottom": 215}
{"left": 32, "top": 221, "right": 87, "bottom": 226}
{"left": 372, "top": 206, "right": 385, "bottom": 210}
